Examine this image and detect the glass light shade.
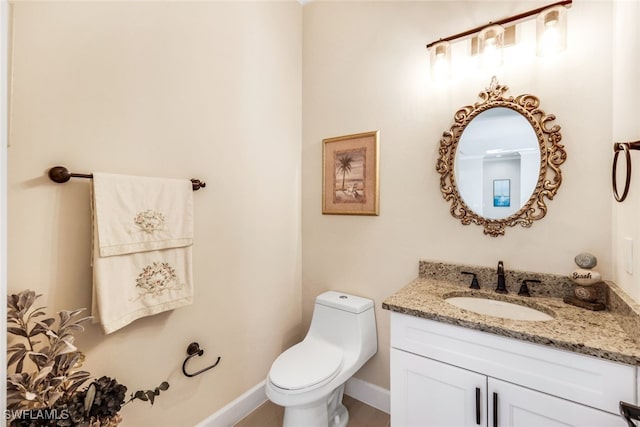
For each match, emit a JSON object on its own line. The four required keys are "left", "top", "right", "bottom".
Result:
{"left": 478, "top": 24, "right": 504, "bottom": 70}
{"left": 536, "top": 5, "right": 567, "bottom": 56}
{"left": 429, "top": 41, "right": 451, "bottom": 80}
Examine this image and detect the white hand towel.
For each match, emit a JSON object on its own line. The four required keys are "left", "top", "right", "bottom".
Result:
{"left": 90, "top": 174, "right": 194, "bottom": 334}
{"left": 93, "top": 172, "right": 193, "bottom": 257}
{"left": 92, "top": 244, "right": 193, "bottom": 334}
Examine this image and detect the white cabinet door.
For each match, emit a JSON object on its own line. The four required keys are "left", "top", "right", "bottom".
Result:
{"left": 488, "top": 378, "right": 627, "bottom": 427}
{"left": 391, "top": 348, "right": 487, "bottom": 427}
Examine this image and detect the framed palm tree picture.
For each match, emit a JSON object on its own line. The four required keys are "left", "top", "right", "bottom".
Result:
{"left": 322, "top": 130, "right": 379, "bottom": 215}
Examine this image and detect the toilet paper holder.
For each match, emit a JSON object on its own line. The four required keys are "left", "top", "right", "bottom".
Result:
{"left": 182, "top": 342, "right": 221, "bottom": 377}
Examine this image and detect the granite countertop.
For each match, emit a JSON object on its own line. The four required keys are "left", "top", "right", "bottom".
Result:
{"left": 382, "top": 261, "right": 640, "bottom": 366}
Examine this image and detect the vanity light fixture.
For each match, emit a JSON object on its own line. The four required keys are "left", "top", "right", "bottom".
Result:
{"left": 536, "top": 5, "right": 568, "bottom": 56}
{"left": 427, "top": 0, "right": 572, "bottom": 78}
{"left": 429, "top": 41, "right": 451, "bottom": 80}
{"left": 478, "top": 24, "right": 505, "bottom": 70}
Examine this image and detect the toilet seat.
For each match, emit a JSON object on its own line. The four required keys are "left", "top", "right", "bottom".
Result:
{"left": 269, "top": 338, "right": 343, "bottom": 391}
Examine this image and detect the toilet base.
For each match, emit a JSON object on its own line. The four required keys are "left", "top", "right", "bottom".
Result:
{"left": 330, "top": 404, "right": 348, "bottom": 427}
{"left": 281, "top": 385, "right": 349, "bottom": 427}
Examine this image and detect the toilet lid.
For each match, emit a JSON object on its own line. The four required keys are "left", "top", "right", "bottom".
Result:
{"left": 269, "top": 338, "right": 343, "bottom": 391}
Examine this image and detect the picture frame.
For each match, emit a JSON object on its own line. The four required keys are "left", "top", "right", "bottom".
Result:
{"left": 322, "top": 131, "right": 379, "bottom": 215}
{"left": 493, "top": 179, "right": 511, "bottom": 207}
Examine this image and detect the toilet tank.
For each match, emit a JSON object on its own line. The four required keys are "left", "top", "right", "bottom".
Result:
{"left": 308, "top": 291, "right": 377, "bottom": 357}
{"left": 316, "top": 291, "right": 374, "bottom": 314}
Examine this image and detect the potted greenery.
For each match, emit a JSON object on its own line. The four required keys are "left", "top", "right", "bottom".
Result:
{"left": 7, "top": 290, "right": 169, "bottom": 426}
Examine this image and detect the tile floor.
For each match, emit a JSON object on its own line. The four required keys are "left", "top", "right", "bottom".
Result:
{"left": 234, "top": 395, "right": 390, "bottom": 427}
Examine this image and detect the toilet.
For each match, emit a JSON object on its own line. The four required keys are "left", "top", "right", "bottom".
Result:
{"left": 265, "top": 291, "right": 377, "bottom": 427}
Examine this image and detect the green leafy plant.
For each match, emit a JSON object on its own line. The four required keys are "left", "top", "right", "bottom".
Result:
{"left": 7, "top": 290, "right": 92, "bottom": 411}
{"left": 129, "top": 381, "right": 170, "bottom": 406}
{"left": 7, "top": 290, "right": 170, "bottom": 426}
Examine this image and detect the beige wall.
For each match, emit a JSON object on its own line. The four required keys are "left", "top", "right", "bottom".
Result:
{"left": 7, "top": 1, "right": 302, "bottom": 426}
{"left": 7, "top": 0, "right": 638, "bottom": 422}
{"left": 612, "top": 0, "right": 640, "bottom": 303}
{"left": 302, "top": 0, "right": 616, "bottom": 390}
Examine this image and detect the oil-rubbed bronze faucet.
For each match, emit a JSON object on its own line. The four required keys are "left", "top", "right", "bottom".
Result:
{"left": 496, "top": 261, "right": 507, "bottom": 294}
{"left": 518, "top": 279, "right": 541, "bottom": 297}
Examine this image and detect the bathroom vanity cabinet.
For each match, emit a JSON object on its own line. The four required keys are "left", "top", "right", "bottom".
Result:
{"left": 390, "top": 312, "right": 635, "bottom": 427}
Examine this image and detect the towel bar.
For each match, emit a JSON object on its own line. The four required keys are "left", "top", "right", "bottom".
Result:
{"left": 48, "top": 166, "right": 206, "bottom": 191}
{"left": 182, "top": 342, "right": 221, "bottom": 378}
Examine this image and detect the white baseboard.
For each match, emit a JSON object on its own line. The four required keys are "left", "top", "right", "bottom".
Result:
{"left": 195, "top": 377, "right": 390, "bottom": 427}
{"left": 196, "top": 380, "right": 267, "bottom": 427}
{"left": 344, "top": 377, "right": 390, "bottom": 415}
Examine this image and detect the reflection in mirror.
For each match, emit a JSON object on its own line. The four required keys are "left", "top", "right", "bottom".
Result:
{"left": 455, "top": 107, "right": 540, "bottom": 220}
{"left": 437, "top": 77, "right": 566, "bottom": 237}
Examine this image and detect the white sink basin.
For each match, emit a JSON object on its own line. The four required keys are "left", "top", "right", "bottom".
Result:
{"left": 445, "top": 296, "right": 554, "bottom": 321}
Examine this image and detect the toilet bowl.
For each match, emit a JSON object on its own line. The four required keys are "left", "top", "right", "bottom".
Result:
{"left": 265, "top": 291, "right": 377, "bottom": 427}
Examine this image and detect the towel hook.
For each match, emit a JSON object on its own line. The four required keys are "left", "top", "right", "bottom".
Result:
{"left": 612, "top": 141, "right": 640, "bottom": 202}
{"left": 182, "top": 342, "right": 221, "bottom": 378}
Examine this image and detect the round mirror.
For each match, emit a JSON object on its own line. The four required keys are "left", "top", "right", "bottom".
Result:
{"left": 454, "top": 107, "right": 540, "bottom": 220}
{"left": 436, "top": 78, "right": 566, "bottom": 237}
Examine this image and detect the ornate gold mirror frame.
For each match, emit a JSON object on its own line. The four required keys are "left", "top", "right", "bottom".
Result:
{"left": 436, "top": 77, "right": 566, "bottom": 237}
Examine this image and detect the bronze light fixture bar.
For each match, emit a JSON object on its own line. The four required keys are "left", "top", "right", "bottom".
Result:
{"left": 426, "top": 0, "right": 572, "bottom": 49}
